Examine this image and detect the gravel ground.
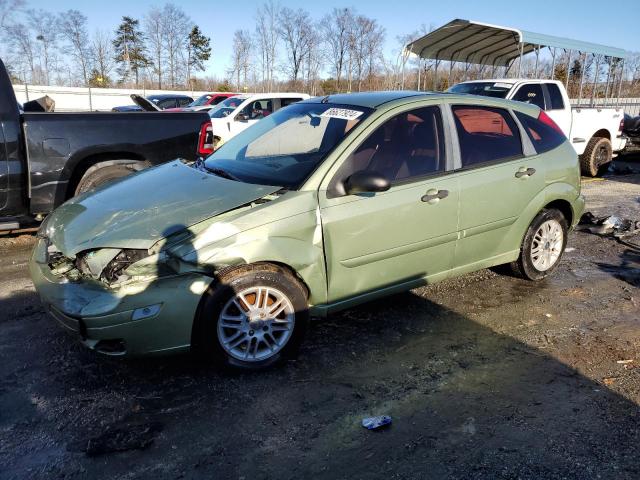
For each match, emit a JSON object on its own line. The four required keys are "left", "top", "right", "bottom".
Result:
{"left": 0, "top": 160, "right": 639, "bottom": 480}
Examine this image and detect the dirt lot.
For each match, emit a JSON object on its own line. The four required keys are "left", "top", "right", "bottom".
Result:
{"left": 1, "top": 158, "right": 639, "bottom": 480}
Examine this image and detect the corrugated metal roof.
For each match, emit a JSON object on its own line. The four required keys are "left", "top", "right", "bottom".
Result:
{"left": 405, "top": 19, "right": 627, "bottom": 67}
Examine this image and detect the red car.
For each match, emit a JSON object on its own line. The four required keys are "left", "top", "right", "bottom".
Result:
{"left": 165, "top": 92, "right": 238, "bottom": 112}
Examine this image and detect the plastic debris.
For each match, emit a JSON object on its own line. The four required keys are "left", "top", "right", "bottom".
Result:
{"left": 362, "top": 415, "right": 392, "bottom": 430}
{"left": 565, "top": 247, "right": 576, "bottom": 252}
{"left": 577, "top": 212, "right": 640, "bottom": 243}
{"left": 617, "top": 359, "right": 634, "bottom": 364}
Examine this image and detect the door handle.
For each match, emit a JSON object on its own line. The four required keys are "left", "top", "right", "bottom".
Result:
{"left": 421, "top": 189, "right": 449, "bottom": 204}
{"left": 515, "top": 167, "right": 536, "bottom": 178}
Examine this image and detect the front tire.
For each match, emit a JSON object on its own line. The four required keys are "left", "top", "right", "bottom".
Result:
{"left": 75, "top": 161, "right": 146, "bottom": 196}
{"left": 194, "top": 263, "right": 309, "bottom": 370}
{"left": 510, "top": 209, "right": 568, "bottom": 281}
{"left": 580, "top": 136, "right": 612, "bottom": 177}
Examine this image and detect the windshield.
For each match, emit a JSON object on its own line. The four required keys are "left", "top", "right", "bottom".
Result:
{"left": 209, "top": 96, "right": 245, "bottom": 118}
{"left": 191, "top": 94, "right": 212, "bottom": 107}
{"left": 448, "top": 82, "right": 512, "bottom": 98}
{"left": 204, "top": 103, "right": 372, "bottom": 189}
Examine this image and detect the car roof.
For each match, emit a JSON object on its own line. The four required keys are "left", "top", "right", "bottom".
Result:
{"left": 302, "top": 91, "right": 445, "bottom": 109}
{"left": 456, "top": 78, "right": 563, "bottom": 85}
{"left": 148, "top": 94, "right": 193, "bottom": 100}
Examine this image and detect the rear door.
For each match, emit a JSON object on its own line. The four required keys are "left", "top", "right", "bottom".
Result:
{"left": 320, "top": 104, "right": 459, "bottom": 304}
{"left": 543, "top": 83, "right": 572, "bottom": 136}
{"left": 450, "top": 104, "right": 545, "bottom": 270}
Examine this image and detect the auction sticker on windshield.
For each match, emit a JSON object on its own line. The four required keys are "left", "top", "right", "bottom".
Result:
{"left": 320, "top": 108, "right": 364, "bottom": 120}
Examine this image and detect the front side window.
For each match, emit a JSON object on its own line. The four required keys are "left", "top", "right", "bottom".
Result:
{"left": 157, "top": 98, "right": 177, "bottom": 109}
{"left": 239, "top": 99, "right": 275, "bottom": 120}
{"left": 512, "top": 84, "right": 545, "bottom": 109}
{"left": 192, "top": 94, "right": 212, "bottom": 106}
{"left": 209, "top": 96, "right": 246, "bottom": 118}
{"left": 178, "top": 98, "right": 192, "bottom": 107}
{"left": 329, "top": 106, "right": 445, "bottom": 195}
{"left": 204, "top": 103, "right": 371, "bottom": 189}
{"left": 452, "top": 105, "right": 522, "bottom": 167}
{"left": 545, "top": 83, "right": 565, "bottom": 110}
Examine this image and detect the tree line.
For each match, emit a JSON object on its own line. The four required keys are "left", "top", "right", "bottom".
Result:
{"left": 0, "top": 0, "right": 211, "bottom": 89}
{"left": 1, "top": 0, "right": 638, "bottom": 97}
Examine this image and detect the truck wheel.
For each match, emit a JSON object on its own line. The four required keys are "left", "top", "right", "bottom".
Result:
{"left": 75, "top": 160, "right": 146, "bottom": 195}
{"left": 193, "top": 263, "right": 309, "bottom": 370}
{"left": 580, "top": 137, "right": 612, "bottom": 177}
{"left": 510, "top": 208, "right": 568, "bottom": 281}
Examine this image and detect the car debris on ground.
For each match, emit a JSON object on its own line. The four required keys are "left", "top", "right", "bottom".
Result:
{"left": 577, "top": 212, "right": 640, "bottom": 248}
{"left": 362, "top": 415, "right": 392, "bottom": 430}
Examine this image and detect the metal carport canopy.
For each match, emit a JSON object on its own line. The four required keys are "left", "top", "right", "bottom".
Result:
{"left": 405, "top": 19, "right": 628, "bottom": 67}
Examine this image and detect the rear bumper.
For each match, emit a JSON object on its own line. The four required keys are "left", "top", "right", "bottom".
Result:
{"left": 613, "top": 135, "right": 627, "bottom": 153}
{"left": 30, "top": 240, "right": 214, "bottom": 356}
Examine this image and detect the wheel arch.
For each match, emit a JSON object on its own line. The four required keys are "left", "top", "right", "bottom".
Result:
{"left": 543, "top": 199, "right": 574, "bottom": 226}
{"left": 66, "top": 152, "right": 149, "bottom": 199}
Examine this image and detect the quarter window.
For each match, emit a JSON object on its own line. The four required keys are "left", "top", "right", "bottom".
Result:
{"left": 545, "top": 83, "right": 565, "bottom": 110}
{"left": 512, "top": 84, "right": 545, "bottom": 110}
{"left": 515, "top": 111, "right": 565, "bottom": 153}
{"left": 452, "top": 106, "right": 523, "bottom": 167}
{"left": 330, "top": 106, "right": 445, "bottom": 195}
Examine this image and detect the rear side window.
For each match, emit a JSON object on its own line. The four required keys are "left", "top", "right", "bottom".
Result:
{"left": 545, "top": 83, "right": 565, "bottom": 110}
{"left": 512, "top": 84, "right": 545, "bottom": 110}
{"left": 452, "top": 106, "right": 522, "bottom": 167}
{"left": 515, "top": 111, "right": 565, "bottom": 154}
{"left": 281, "top": 98, "right": 303, "bottom": 108}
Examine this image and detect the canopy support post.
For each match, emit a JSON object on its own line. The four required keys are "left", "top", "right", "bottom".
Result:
{"left": 517, "top": 42, "right": 524, "bottom": 77}
{"left": 578, "top": 52, "right": 587, "bottom": 107}
{"left": 616, "top": 59, "right": 625, "bottom": 107}
{"left": 603, "top": 57, "right": 612, "bottom": 106}
{"left": 417, "top": 58, "right": 421, "bottom": 91}
{"left": 534, "top": 45, "right": 540, "bottom": 78}
{"left": 590, "top": 54, "right": 601, "bottom": 107}
{"left": 550, "top": 47, "right": 556, "bottom": 79}
{"left": 565, "top": 49, "right": 572, "bottom": 90}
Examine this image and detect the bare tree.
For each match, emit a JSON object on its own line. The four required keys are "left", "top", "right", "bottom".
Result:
{"left": 0, "top": 0, "right": 23, "bottom": 30}
{"left": 255, "top": 1, "right": 279, "bottom": 92}
{"left": 27, "top": 9, "right": 57, "bottom": 85}
{"left": 144, "top": 7, "right": 164, "bottom": 88}
{"left": 59, "top": 10, "right": 91, "bottom": 86}
{"left": 162, "top": 3, "right": 190, "bottom": 88}
{"left": 228, "top": 29, "right": 253, "bottom": 91}
{"left": 5, "top": 23, "right": 36, "bottom": 82}
{"left": 320, "top": 8, "right": 353, "bottom": 91}
{"left": 278, "top": 7, "right": 313, "bottom": 86}
{"left": 92, "top": 29, "right": 114, "bottom": 86}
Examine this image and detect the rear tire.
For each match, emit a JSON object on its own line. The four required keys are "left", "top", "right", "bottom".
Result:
{"left": 193, "top": 263, "right": 309, "bottom": 370}
{"left": 510, "top": 209, "right": 568, "bottom": 281}
{"left": 74, "top": 161, "right": 146, "bottom": 196}
{"left": 580, "top": 136, "right": 612, "bottom": 177}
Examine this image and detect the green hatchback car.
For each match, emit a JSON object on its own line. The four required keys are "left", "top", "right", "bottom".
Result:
{"left": 31, "top": 91, "right": 584, "bottom": 368}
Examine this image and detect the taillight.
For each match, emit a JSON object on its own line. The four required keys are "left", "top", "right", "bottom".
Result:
{"left": 197, "top": 122, "right": 214, "bottom": 156}
{"left": 618, "top": 118, "right": 624, "bottom": 133}
{"left": 537, "top": 110, "right": 564, "bottom": 136}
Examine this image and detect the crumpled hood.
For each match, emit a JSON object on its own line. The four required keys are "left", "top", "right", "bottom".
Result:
{"left": 43, "top": 161, "right": 280, "bottom": 256}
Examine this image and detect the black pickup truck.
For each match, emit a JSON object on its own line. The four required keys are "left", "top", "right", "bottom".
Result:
{"left": 0, "top": 58, "right": 210, "bottom": 230}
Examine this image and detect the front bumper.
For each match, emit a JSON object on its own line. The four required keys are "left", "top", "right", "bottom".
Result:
{"left": 30, "top": 239, "right": 214, "bottom": 356}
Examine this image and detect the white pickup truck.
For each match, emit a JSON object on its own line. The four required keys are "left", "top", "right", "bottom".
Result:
{"left": 200, "top": 92, "right": 310, "bottom": 153}
{"left": 449, "top": 79, "right": 626, "bottom": 176}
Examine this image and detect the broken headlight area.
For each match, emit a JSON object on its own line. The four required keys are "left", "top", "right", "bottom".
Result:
{"left": 75, "top": 249, "right": 152, "bottom": 283}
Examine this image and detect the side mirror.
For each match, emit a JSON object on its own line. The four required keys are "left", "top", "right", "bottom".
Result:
{"left": 344, "top": 170, "right": 390, "bottom": 195}
{"left": 236, "top": 113, "right": 249, "bottom": 122}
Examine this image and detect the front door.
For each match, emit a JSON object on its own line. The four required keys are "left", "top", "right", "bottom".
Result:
{"left": 319, "top": 105, "right": 459, "bottom": 305}
{"left": 232, "top": 98, "right": 276, "bottom": 137}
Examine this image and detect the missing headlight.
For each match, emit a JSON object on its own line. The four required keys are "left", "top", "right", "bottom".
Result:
{"left": 101, "top": 249, "right": 150, "bottom": 283}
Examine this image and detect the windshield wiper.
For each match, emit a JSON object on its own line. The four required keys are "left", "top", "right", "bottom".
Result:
{"left": 204, "top": 165, "right": 240, "bottom": 181}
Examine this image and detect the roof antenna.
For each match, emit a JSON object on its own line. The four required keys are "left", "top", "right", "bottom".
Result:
{"left": 321, "top": 95, "right": 330, "bottom": 104}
